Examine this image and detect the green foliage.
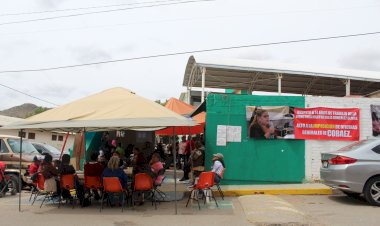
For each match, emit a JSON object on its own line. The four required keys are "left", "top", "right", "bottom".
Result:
{"left": 155, "top": 99, "right": 168, "bottom": 106}
{"left": 25, "top": 106, "right": 49, "bottom": 118}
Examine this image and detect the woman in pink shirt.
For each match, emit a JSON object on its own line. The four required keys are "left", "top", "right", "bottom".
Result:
{"left": 150, "top": 153, "right": 164, "bottom": 185}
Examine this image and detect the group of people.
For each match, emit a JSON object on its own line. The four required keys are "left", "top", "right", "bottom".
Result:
{"left": 176, "top": 134, "right": 225, "bottom": 184}
{"left": 28, "top": 144, "right": 165, "bottom": 206}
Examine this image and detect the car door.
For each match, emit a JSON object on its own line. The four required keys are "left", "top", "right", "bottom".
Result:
{"left": 0, "top": 138, "right": 11, "bottom": 161}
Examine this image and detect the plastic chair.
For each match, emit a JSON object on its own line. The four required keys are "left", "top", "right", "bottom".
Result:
{"left": 83, "top": 175, "right": 102, "bottom": 206}
{"left": 215, "top": 168, "right": 225, "bottom": 200}
{"left": 186, "top": 171, "right": 218, "bottom": 210}
{"left": 31, "top": 173, "right": 57, "bottom": 208}
{"left": 59, "top": 174, "right": 77, "bottom": 208}
{"left": 100, "top": 177, "right": 126, "bottom": 212}
{"left": 153, "top": 168, "right": 166, "bottom": 202}
{"left": 133, "top": 173, "right": 156, "bottom": 209}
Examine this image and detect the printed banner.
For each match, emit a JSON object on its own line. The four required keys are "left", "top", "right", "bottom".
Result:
{"left": 294, "top": 107, "right": 360, "bottom": 141}
{"left": 246, "top": 106, "right": 295, "bottom": 139}
{"left": 371, "top": 105, "right": 380, "bottom": 137}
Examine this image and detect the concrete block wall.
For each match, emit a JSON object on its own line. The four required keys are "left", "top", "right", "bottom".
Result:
{"left": 305, "top": 96, "right": 380, "bottom": 180}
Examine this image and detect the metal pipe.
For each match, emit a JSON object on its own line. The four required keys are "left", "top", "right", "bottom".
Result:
{"left": 201, "top": 67, "right": 206, "bottom": 102}
{"left": 18, "top": 129, "right": 23, "bottom": 212}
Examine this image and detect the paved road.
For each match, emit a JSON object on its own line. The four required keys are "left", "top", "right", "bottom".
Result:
{"left": 281, "top": 194, "right": 379, "bottom": 226}
{"left": 0, "top": 191, "right": 251, "bottom": 226}
{"left": 2, "top": 191, "right": 379, "bottom": 226}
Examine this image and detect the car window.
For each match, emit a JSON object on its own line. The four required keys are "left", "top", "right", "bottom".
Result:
{"left": 32, "top": 144, "right": 44, "bottom": 154}
{"left": 372, "top": 145, "right": 380, "bottom": 154}
{"left": 7, "top": 138, "right": 39, "bottom": 154}
{"left": 0, "top": 139, "right": 9, "bottom": 153}
{"left": 40, "top": 144, "right": 61, "bottom": 155}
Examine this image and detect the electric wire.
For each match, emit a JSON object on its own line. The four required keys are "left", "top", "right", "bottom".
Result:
{"left": 0, "top": 0, "right": 215, "bottom": 26}
{"left": 0, "top": 83, "right": 59, "bottom": 106}
{"left": 0, "top": 0, "right": 191, "bottom": 17}
{"left": 0, "top": 31, "right": 379, "bottom": 74}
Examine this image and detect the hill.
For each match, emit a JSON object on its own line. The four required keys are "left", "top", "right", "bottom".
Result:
{"left": 0, "top": 103, "right": 49, "bottom": 118}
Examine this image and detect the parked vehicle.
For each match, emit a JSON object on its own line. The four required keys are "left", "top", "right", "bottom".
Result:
{"left": 320, "top": 138, "right": 380, "bottom": 206}
{"left": 0, "top": 135, "right": 42, "bottom": 192}
{"left": 31, "top": 142, "right": 67, "bottom": 160}
{"left": 0, "top": 161, "right": 17, "bottom": 197}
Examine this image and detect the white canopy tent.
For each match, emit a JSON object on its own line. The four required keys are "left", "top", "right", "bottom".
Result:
{"left": 1, "top": 87, "right": 195, "bottom": 213}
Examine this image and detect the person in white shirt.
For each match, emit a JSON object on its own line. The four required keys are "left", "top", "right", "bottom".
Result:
{"left": 211, "top": 153, "right": 225, "bottom": 183}
{"left": 178, "top": 136, "right": 187, "bottom": 169}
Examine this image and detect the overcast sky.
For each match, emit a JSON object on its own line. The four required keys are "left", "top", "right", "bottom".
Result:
{"left": 1, "top": 0, "right": 380, "bottom": 110}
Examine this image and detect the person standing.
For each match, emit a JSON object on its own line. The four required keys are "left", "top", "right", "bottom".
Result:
{"left": 178, "top": 136, "right": 186, "bottom": 169}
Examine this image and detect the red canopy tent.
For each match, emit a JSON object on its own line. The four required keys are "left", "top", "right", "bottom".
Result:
{"left": 155, "top": 98, "right": 205, "bottom": 135}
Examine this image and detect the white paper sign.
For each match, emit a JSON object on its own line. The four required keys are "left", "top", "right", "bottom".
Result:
{"left": 216, "top": 125, "right": 227, "bottom": 146}
{"left": 227, "top": 126, "right": 242, "bottom": 142}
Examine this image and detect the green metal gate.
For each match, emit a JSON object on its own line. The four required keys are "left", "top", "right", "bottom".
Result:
{"left": 205, "top": 93, "right": 305, "bottom": 185}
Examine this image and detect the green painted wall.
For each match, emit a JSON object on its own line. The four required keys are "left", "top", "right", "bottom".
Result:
{"left": 205, "top": 93, "right": 305, "bottom": 185}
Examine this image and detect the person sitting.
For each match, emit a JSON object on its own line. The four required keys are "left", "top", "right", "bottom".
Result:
{"left": 84, "top": 152, "right": 105, "bottom": 200}
{"left": 29, "top": 156, "right": 41, "bottom": 176}
{"left": 190, "top": 141, "right": 205, "bottom": 183}
{"left": 132, "top": 152, "right": 154, "bottom": 205}
{"left": 112, "top": 152, "right": 125, "bottom": 168}
{"left": 149, "top": 153, "right": 164, "bottom": 185}
{"left": 41, "top": 154, "right": 59, "bottom": 194}
{"left": 211, "top": 153, "right": 225, "bottom": 184}
{"left": 115, "top": 142, "right": 125, "bottom": 158}
{"left": 59, "top": 154, "right": 80, "bottom": 200}
{"left": 102, "top": 156, "right": 128, "bottom": 206}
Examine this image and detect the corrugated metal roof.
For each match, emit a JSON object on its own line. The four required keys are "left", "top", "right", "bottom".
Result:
{"left": 183, "top": 56, "right": 380, "bottom": 96}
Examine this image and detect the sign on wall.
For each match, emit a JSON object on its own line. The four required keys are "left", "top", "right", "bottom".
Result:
{"left": 246, "top": 106, "right": 295, "bottom": 139}
{"left": 246, "top": 106, "right": 360, "bottom": 141}
{"left": 294, "top": 107, "right": 360, "bottom": 141}
{"left": 371, "top": 105, "right": 380, "bottom": 137}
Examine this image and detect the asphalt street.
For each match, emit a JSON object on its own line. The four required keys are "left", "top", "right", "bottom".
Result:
{"left": 0, "top": 191, "right": 379, "bottom": 226}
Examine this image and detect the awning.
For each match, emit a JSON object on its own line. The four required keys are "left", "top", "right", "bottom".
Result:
{"left": 183, "top": 56, "right": 380, "bottom": 96}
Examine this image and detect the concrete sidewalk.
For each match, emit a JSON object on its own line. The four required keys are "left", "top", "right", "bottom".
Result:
{"left": 162, "top": 170, "right": 332, "bottom": 196}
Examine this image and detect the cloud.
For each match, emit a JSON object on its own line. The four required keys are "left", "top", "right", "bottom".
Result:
{"left": 36, "top": 0, "right": 66, "bottom": 9}
{"left": 69, "top": 46, "right": 113, "bottom": 63}
{"left": 339, "top": 49, "right": 380, "bottom": 71}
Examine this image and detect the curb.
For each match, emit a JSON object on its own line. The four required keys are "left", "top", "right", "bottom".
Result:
{"left": 182, "top": 188, "right": 333, "bottom": 196}
{"left": 222, "top": 188, "right": 332, "bottom": 196}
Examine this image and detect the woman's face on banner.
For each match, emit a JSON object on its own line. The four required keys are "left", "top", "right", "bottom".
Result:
{"left": 258, "top": 111, "right": 270, "bottom": 126}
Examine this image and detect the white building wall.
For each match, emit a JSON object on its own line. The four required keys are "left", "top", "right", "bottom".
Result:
{"left": 0, "top": 129, "right": 75, "bottom": 152}
{"left": 305, "top": 96, "right": 380, "bottom": 180}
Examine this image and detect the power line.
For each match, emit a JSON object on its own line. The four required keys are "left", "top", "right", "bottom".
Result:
{"left": 0, "top": 83, "right": 59, "bottom": 106}
{"left": 0, "top": 0, "right": 214, "bottom": 26}
{"left": 1, "top": 31, "right": 379, "bottom": 74}
{"left": 0, "top": 0, "right": 187, "bottom": 17}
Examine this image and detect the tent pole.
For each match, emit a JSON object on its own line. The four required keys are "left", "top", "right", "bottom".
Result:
{"left": 59, "top": 132, "right": 70, "bottom": 160}
{"left": 18, "top": 129, "right": 24, "bottom": 212}
{"left": 173, "top": 127, "right": 177, "bottom": 215}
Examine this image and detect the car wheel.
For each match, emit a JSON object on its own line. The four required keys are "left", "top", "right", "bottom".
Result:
{"left": 8, "top": 175, "right": 18, "bottom": 195}
{"left": 364, "top": 176, "right": 380, "bottom": 206}
{"left": 342, "top": 191, "right": 361, "bottom": 198}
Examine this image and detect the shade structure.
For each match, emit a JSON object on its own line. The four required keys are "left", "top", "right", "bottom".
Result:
{"left": 0, "top": 87, "right": 193, "bottom": 214}
{"left": 1, "top": 87, "right": 195, "bottom": 132}
{"left": 155, "top": 98, "right": 205, "bottom": 135}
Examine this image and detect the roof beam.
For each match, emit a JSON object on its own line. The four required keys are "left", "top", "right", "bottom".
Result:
{"left": 303, "top": 77, "right": 320, "bottom": 95}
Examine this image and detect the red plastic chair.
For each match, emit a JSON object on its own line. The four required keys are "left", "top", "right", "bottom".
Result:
{"left": 84, "top": 175, "right": 102, "bottom": 189}
{"left": 133, "top": 173, "right": 156, "bottom": 209}
{"left": 59, "top": 174, "right": 77, "bottom": 208}
{"left": 186, "top": 171, "right": 218, "bottom": 210}
{"left": 100, "top": 177, "right": 126, "bottom": 212}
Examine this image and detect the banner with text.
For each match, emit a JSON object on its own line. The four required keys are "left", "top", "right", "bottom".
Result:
{"left": 294, "top": 107, "right": 360, "bottom": 141}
